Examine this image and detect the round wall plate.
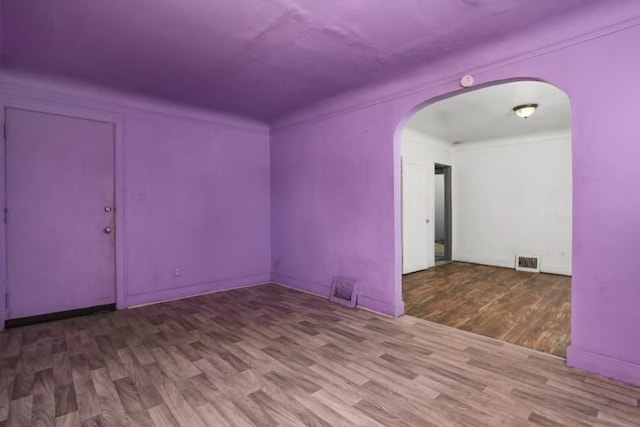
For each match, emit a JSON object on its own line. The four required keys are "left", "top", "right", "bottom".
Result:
{"left": 460, "top": 75, "right": 474, "bottom": 88}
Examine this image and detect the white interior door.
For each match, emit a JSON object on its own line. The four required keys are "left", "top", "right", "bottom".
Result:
{"left": 5, "top": 107, "right": 116, "bottom": 319}
{"left": 402, "top": 158, "right": 433, "bottom": 273}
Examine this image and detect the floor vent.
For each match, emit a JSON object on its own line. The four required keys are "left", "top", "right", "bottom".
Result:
{"left": 329, "top": 277, "right": 358, "bottom": 308}
{"left": 515, "top": 255, "right": 541, "bottom": 273}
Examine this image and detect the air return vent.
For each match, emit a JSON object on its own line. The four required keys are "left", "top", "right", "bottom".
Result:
{"left": 329, "top": 277, "right": 358, "bottom": 308}
{"left": 515, "top": 255, "right": 541, "bottom": 273}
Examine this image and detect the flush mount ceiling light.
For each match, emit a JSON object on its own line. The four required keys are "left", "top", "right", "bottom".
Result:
{"left": 513, "top": 104, "right": 539, "bottom": 119}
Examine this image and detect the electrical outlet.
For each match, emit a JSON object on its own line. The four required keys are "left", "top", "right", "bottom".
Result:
{"left": 173, "top": 267, "right": 182, "bottom": 277}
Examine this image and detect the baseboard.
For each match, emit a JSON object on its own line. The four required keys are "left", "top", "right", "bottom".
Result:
{"left": 357, "top": 295, "right": 405, "bottom": 317}
{"left": 541, "top": 264, "right": 572, "bottom": 276}
{"left": 270, "top": 280, "right": 329, "bottom": 300}
{"left": 271, "top": 273, "right": 402, "bottom": 317}
{"left": 270, "top": 273, "right": 331, "bottom": 298}
{"left": 454, "top": 255, "right": 571, "bottom": 276}
{"left": 567, "top": 345, "right": 640, "bottom": 387}
{"left": 453, "top": 255, "right": 513, "bottom": 269}
{"left": 126, "top": 273, "right": 272, "bottom": 307}
{"left": 5, "top": 303, "right": 116, "bottom": 329}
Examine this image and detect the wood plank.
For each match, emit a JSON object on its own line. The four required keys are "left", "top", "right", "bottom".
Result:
{"left": 403, "top": 262, "right": 570, "bottom": 357}
{"left": 0, "top": 283, "right": 637, "bottom": 426}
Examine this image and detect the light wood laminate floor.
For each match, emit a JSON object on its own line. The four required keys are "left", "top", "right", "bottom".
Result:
{"left": 2, "top": 284, "right": 638, "bottom": 426}
{"left": 403, "top": 262, "right": 571, "bottom": 357}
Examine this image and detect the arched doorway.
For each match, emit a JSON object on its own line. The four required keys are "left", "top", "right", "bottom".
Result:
{"left": 395, "top": 79, "right": 572, "bottom": 357}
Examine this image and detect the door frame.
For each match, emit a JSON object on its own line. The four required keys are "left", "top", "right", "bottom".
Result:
{"left": 401, "top": 157, "right": 433, "bottom": 273}
{"left": 0, "top": 97, "right": 126, "bottom": 329}
{"left": 435, "top": 163, "right": 452, "bottom": 262}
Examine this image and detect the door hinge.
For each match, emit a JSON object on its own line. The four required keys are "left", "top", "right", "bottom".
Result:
{"left": 4, "top": 293, "right": 8, "bottom": 311}
{"left": 3, "top": 122, "right": 6, "bottom": 140}
{"left": 3, "top": 208, "right": 7, "bottom": 224}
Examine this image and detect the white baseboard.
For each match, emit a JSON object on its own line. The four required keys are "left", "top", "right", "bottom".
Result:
{"left": 541, "top": 264, "right": 572, "bottom": 276}
{"left": 453, "top": 254, "right": 571, "bottom": 276}
{"left": 453, "top": 254, "right": 513, "bottom": 269}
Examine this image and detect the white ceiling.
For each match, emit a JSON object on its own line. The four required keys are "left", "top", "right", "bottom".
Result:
{"left": 405, "top": 80, "right": 571, "bottom": 143}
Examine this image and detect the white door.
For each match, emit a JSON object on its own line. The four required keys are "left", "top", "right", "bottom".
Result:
{"left": 5, "top": 108, "right": 116, "bottom": 319}
{"left": 402, "top": 158, "right": 432, "bottom": 273}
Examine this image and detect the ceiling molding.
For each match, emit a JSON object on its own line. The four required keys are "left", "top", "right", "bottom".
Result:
{"left": 271, "top": 13, "right": 640, "bottom": 133}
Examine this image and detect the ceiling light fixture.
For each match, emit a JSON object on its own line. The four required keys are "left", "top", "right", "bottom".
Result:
{"left": 513, "top": 104, "right": 538, "bottom": 119}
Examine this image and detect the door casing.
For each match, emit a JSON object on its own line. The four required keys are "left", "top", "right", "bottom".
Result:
{"left": 435, "top": 163, "right": 452, "bottom": 262}
{"left": 0, "top": 98, "right": 126, "bottom": 330}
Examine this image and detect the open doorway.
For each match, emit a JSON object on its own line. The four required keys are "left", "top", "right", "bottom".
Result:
{"left": 400, "top": 80, "right": 572, "bottom": 358}
{"left": 434, "top": 164, "right": 451, "bottom": 264}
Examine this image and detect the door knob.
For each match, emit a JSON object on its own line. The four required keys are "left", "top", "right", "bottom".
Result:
{"left": 104, "top": 227, "right": 113, "bottom": 234}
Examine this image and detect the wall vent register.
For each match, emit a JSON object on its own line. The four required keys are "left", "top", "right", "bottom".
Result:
{"left": 329, "top": 277, "right": 359, "bottom": 308}
{"left": 515, "top": 255, "right": 541, "bottom": 273}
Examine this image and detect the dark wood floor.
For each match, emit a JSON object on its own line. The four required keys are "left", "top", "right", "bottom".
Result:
{"left": 403, "top": 262, "right": 571, "bottom": 357}
{"left": 2, "top": 283, "right": 638, "bottom": 426}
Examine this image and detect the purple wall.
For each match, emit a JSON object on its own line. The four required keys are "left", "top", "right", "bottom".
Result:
{"left": 124, "top": 111, "right": 270, "bottom": 305}
{"left": 1, "top": 2, "right": 639, "bottom": 388}
{"left": 271, "top": 11, "right": 640, "bottom": 385}
{"left": 271, "top": 109, "right": 400, "bottom": 314}
{"left": 0, "top": 73, "right": 271, "bottom": 315}
{"left": 0, "top": 0, "right": 600, "bottom": 120}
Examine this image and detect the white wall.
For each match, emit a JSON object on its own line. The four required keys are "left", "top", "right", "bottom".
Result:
{"left": 452, "top": 131, "right": 572, "bottom": 275}
{"left": 401, "top": 127, "right": 572, "bottom": 276}
{"left": 401, "top": 128, "right": 452, "bottom": 273}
